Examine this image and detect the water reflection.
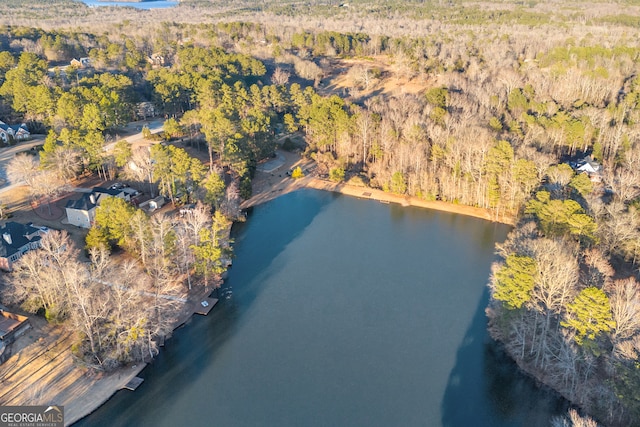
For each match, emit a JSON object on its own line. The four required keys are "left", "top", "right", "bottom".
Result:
{"left": 76, "top": 190, "right": 562, "bottom": 426}
{"left": 441, "top": 289, "right": 566, "bottom": 426}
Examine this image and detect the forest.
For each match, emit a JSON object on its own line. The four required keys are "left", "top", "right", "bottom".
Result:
{"left": 1, "top": 0, "right": 640, "bottom": 425}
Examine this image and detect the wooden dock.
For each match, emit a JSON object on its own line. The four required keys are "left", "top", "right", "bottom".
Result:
{"left": 194, "top": 297, "right": 218, "bottom": 315}
{"left": 123, "top": 376, "right": 144, "bottom": 391}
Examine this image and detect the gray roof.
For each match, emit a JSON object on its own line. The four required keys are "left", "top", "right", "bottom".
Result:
{"left": 10, "top": 124, "right": 28, "bottom": 133}
{"left": 65, "top": 187, "right": 124, "bottom": 212}
{"left": 0, "top": 222, "right": 42, "bottom": 258}
{"left": 65, "top": 193, "right": 97, "bottom": 211}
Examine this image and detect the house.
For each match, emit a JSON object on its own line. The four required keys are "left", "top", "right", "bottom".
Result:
{"left": 0, "top": 310, "right": 30, "bottom": 363}
{"left": 136, "top": 102, "right": 156, "bottom": 120}
{"left": 65, "top": 187, "right": 128, "bottom": 228}
{"left": 70, "top": 57, "right": 91, "bottom": 68}
{"left": 0, "top": 121, "right": 30, "bottom": 143}
{"left": 575, "top": 156, "right": 600, "bottom": 174}
{"left": 11, "top": 123, "right": 30, "bottom": 141}
{"left": 0, "top": 222, "right": 47, "bottom": 270}
{"left": 572, "top": 155, "right": 602, "bottom": 182}
{"left": 148, "top": 195, "right": 166, "bottom": 211}
{"left": 146, "top": 53, "right": 165, "bottom": 67}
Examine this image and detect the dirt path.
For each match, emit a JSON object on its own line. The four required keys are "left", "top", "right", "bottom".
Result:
{"left": 0, "top": 275, "right": 224, "bottom": 426}
{"left": 0, "top": 323, "right": 146, "bottom": 426}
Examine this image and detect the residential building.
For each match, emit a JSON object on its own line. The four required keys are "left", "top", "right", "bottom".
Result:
{"left": 0, "top": 222, "right": 47, "bottom": 270}
{"left": 65, "top": 187, "right": 128, "bottom": 228}
{"left": 70, "top": 57, "right": 91, "bottom": 68}
{"left": 0, "top": 121, "right": 30, "bottom": 143}
{"left": 572, "top": 155, "right": 603, "bottom": 182}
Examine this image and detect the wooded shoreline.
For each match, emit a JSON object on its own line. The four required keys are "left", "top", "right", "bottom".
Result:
{"left": 242, "top": 153, "right": 516, "bottom": 226}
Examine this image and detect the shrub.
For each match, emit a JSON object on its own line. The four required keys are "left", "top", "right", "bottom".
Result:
{"left": 329, "top": 167, "right": 345, "bottom": 182}
{"left": 291, "top": 166, "right": 304, "bottom": 179}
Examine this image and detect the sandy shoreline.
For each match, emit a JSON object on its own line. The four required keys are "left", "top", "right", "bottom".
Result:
{"left": 242, "top": 150, "right": 515, "bottom": 226}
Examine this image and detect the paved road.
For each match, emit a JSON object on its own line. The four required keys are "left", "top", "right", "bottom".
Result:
{"left": 0, "top": 119, "right": 165, "bottom": 195}
{"left": 103, "top": 119, "right": 164, "bottom": 151}
{"left": 0, "top": 135, "right": 46, "bottom": 194}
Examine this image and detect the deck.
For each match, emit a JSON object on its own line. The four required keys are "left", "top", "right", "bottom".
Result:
{"left": 123, "top": 376, "right": 144, "bottom": 391}
{"left": 193, "top": 298, "right": 219, "bottom": 315}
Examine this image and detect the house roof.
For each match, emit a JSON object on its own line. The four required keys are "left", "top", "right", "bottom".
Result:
{"left": 93, "top": 186, "right": 124, "bottom": 197}
{"left": 576, "top": 156, "right": 601, "bottom": 173}
{"left": 65, "top": 187, "right": 125, "bottom": 212}
{"left": 65, "top": 193, "right": 97, "bottom": 211}
{"left": 0, "top": 122, "right": 28, "bottom": 135}
{"left": 0, "top": 222, "right": 42, "bottom": 258}
{"left": 0, "top": 311, "right": 28, "bottom": 339}
{"left": 10, "top": 124, "right": 28, "bottom": 134}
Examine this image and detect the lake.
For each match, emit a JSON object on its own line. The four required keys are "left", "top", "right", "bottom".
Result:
{"left": 79, "top": 0, "right": 177, "bottom": 9}
{"left": 75, "top": 189, "right": 565, "bottom": 426}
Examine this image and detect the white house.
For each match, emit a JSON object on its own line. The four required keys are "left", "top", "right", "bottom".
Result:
{"left": 576, "top": 156, "right": 600, "bottom": 174}
{"left": 573, "top": 156, "right": 602, "bottom": 182}
{"left": 65, "top": 187, "right": 127, "bottom": 228}
{"left": 70, "top": 57, "right": 91, "bottom": 68}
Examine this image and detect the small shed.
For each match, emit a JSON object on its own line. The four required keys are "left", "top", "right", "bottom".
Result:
{"left": 148, "top": 196, "right": 166, "bottom": 211}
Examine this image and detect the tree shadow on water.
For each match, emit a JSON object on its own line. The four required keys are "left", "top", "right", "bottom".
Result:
{"left": 441, "top": 289, "right": 567, "bottom": 427}
{"left": 75, "top": 189, "right": 335, "bottom": 427}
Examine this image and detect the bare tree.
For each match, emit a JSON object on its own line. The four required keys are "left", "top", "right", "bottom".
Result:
{"left": 43, "top": 146, "right": 82, "bottom": 182}
{"left": 30, "top": 170, "right": 63, "bottom": 216}
{"left": 528, "top": 238, "right": 579, "bottom": 369}
{"left": 181, "top": 201, "right": 211, "bottom": 246}
{"left": 609, "top": 278, "right": 640, "bottom": 343}
{"left": 220, "top": 180, "right": 242, "bottom": 220}
{"left": 6, "top": 153, "right": 39, "bottom": 188}
{"left": 347, "top": 65, "right": 376, "bottom": 90}
{"left": 271, "top": 66, "right": 290, "bottom": 85}
{"left": 127, "top": 147, "right": 156, "bottom": 197}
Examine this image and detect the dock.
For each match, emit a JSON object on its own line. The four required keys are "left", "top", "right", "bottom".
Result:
{"left": 194, "top": 297, "right": 219, "bottom": 315}
{"left": 123, "top": 376, "right": 144, "bottom": 391}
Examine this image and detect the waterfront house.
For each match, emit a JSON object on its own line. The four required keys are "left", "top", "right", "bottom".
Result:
{"left": 0, "top": 222, "right": 47, "bottom": 270}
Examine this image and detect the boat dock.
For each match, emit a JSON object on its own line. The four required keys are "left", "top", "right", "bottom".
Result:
{"left": 123, "top": 376, "right": 144, "bottom": 391}
{"left": 194, "top": 297, "right": 219, "bottom": 315}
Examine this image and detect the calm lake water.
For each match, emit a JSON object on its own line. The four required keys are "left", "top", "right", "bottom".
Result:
{"left": 76, "top": 189, "right": 565, "bottom": 426}
{"left": 79, "top": 0, "right": 177, "bottom": 9}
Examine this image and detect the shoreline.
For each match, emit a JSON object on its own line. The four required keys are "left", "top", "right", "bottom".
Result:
{"left": 304, "top": 177, "right": 516, "bottom": 225}
{"left": 3, "top": 149, "right": 511, "bottom": 427}
{"left": 60, "top": 157, "right": 511, "bottom": 425}
{"left": 64, "top": 262, "right": 228, "bottom": 426}
{"left": 242, "top": 153, "right": 515, "bottom": 225}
